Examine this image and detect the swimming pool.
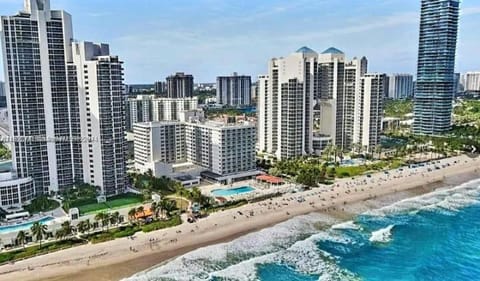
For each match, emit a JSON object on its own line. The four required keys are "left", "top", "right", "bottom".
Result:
{"left": 0, "top": 216, "right": 54, "bottom": 235}
{"left": 211, "top": 186, "right": 255, "bottom": 197}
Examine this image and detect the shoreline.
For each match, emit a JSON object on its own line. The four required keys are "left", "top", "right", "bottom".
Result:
{"left": 0, "top": 155, "right": 479, "bottom": 281}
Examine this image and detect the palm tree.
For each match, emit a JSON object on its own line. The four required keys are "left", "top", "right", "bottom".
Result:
{"left": 77, "top": 221, "right": 87, "bottom": 234}
{"left": 110, "top": 211, "right": 120, "bottom": 226}
{"left": 95, "top": 212, "right": 108, "bottom": 231}
{"left": 16, "top": 230, "right": 27, "bottom": 249}
{"left": 136, "top": 206, "right": 145, "bottom": 217}
{"left": 163, "top": 200, "right": 176, "bottom": 218}
{"left": 128, "top": 208, "right": 137, "bottom": 223}
{"left": 102, "top": 213, "right": 111, "bottom": 230}
{"left": 30, "top": 222, "right": 48, "bottom": 248}
{"left": 150, "top": 202, "right": 158, "bottom": 219}
{"left": 84, "top": 219, "right": 92, "bottom": 233}
{"left": 55, "top": 229, "right": 65, "bottom": 240}
{"left": 61, "top": 221, "right": 73, "bottom": 238}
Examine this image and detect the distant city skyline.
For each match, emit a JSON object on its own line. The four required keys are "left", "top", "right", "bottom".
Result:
{"left": 0, "top": 0, "right": 479, "bottom": 83}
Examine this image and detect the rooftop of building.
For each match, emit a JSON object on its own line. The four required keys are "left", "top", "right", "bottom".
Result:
{"left": 321, "top": 47, "right": 344, "bottom": 55}
{"left": 296, "top": 46, "right": 317, "bottom": 54}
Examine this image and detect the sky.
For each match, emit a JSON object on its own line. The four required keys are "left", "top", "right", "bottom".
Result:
{"left": 0, "top": 0, "right": 479, "bottom": 84}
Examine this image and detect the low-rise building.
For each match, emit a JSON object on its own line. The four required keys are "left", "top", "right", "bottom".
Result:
{"left": 0, "top": 172, "right": 35, "bottom": 209}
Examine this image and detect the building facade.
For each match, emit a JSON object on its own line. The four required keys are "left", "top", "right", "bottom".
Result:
{"left": 134, "top": 120, "right": 256, "bottom": 178}
{"left": 154, "top": 81, "right": 167, "bottom": 96}
{"left": 353, "top": 74, "right": 386, "bottom": 149}
{"left": 1, "top": 0, "right": 126, "bottom": 197}
{"left": 413, "top": 0, "right": 460, "bottom": 134}
{"left": 387, "top": 74, "right": 414, "bottom": 99}
{"left": 257, "top": 47, "right": 316, "bottom": 160}
{"left": 71, "top": 42, "right": 127, "bottom": 196}
{"left": 133, "top": 122, "right": 186, "bottom": 171}
{"left": 126, "top": 96, "right": 198, "bottom": 131}
{"left": 216, "top": 73, "right": 252, "bottom": 106}
{"left": 464, "top": 72, "right": 480, "bottom": 92}
{"left": 0, "top": 81, "right": 5, "bottom": 108}
{"left": 166, "top": 72, "right": 194, "bottom": 98}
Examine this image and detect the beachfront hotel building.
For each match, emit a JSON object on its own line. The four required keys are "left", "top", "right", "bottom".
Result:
{"left": 257, "top": 47, "right": 316, "bottom": 160}
{"left": 134, "top": 118, "right": 257, "bottom": 183}
{"left": 316, "top": 48, "right": 369, "bottom": 151}
{"left": 413, "top": 0, "right": 460, "bottom": 135}
{"left": 353, "top": 74, "right": 386, "bottom": 149}
{"left": 166, "top": 72, "right": 194, "bottom": 98}
{"left": 0, "top": 0, "right": 127, "bottom": 199}
{"left": 257, "top": 47, "right": 383, "bottom": 158}
{"left": 387, "top": 74, "right": 414, "bottom": 100}
{"left": 216, "top": 73, "right": 252, "bottom": 106}
{"left": 125, "top": 95, "right": 198, "bottom": 131}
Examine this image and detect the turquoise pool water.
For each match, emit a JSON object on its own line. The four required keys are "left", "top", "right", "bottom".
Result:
{"left": 211, "top": 186, "right": 255, "bottom": 197}
{"left": 0, "top": 216, "right": 54, "bottom": 235}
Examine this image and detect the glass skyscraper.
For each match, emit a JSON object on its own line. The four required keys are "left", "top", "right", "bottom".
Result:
{"left": 413, "top": 0, "right": 460, "bottom": 135}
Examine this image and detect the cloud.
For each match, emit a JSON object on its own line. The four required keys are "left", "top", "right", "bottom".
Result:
{"left": 462, "top": 6, "right": 480, "bottom": 16}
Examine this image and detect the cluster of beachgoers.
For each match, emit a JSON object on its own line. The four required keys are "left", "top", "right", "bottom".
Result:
{"left": 0, "top": 155, "right": 479, "bottom": 281}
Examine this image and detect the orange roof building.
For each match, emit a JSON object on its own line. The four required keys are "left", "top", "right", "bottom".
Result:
{"left": 256, "top": 175, "right": 284, "bottom": 185}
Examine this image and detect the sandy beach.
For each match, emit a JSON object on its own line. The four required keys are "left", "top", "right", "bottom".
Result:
{"left": 0, "top": 155, "right": 479, "bottom": 281}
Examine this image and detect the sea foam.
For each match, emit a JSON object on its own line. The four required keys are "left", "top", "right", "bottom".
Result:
{"left": 369, "top": 225, "right": 394, "bottom": 243}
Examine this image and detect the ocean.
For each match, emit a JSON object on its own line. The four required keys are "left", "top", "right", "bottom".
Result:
{"left": 124, "top": 178, "right": 480, "bottom": 281}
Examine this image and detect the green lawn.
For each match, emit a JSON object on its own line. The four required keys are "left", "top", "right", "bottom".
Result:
{"left": 77, "top": 193, "right": 144, "bottom": 215}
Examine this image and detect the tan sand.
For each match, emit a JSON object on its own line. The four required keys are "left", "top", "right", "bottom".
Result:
{"left": 0, "top": 155, "right": 479, "bottom": 281}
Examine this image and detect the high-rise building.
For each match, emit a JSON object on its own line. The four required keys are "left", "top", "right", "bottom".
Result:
{"left": 1, "top": 0, "right": 126, "bottom": 196}
{"left": 317, "top": 49, "right": 368, "bottom": 151}
{"left": 353, "top": 74, "right": 386, "bottom": 149}
{"left": 71, "top": 42, "right": 126, "bottom": 196}
{"left": 134, "top": 120, "right": 256, "bottom": 180}
{"left": 257, "top": 47, "right": 316, "bottom": 160}
{"left": 154, "top": 81, "right": 167, "bottom": 96}
{"left": 343, "top": 57, "right": 368, "bottom": 150}
{"left": 257, "top": 75, "right": 269, "bottom": 152}
{"left": 216, "top": 73, "right": 252, "bottom": 106}
{"left": 387, "top": 74, "right": 414, "bottom": 99}
{"left": 317, "top": 47, "right": 345, "bottom": 148}
{"left": 413, "top": 0, "right": 460, "bottom": 135}
{"left": 464, "top": 72, "right": 480, "bottom": 92}
{"left": 166, "top": 72, "right": 194, "bottom": 98}
{"left": 125, "top": 95, "right": 198, "bottom": 131}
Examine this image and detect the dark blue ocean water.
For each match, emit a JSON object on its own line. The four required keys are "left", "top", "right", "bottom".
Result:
{"left": 126, "top": 179, "right": 480, "bottom": 281}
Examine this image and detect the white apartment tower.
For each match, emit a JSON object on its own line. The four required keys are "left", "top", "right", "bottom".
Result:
{"left": 317, "top": 47, "right": 346, "bottom": 148}
{"left": 387, "top": 74, "right": 414, "bottom": 99}
{"left": 344, "top": 56, "right": 368, "bottom": 150}
{"left": 1, "top": 0, "right": 126, "bottom": 196}
{"left": 257, "top": 47, "right": 316, "bottom": 160}
{"left": 216, "top": 73, "right": 252, "bottom": 106}
{"left": 71, "top": 42, "right": 126, "bottom": 196}
{"left": 134, "top": 121, "right": 256, "bottom": 177}
{"left": 257, "top": 75, "right": 269, "bottom": 152}
{"left": 125, "top": 96, "right": 198, "bottom": 131}
{"left": 353, "top": 73, "right": 386, "bottom": 149}
{"left": 464, "top": 72, "right": 480, "bottom": 92}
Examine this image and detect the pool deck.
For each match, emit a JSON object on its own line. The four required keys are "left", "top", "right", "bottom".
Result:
{"left": 200, "top": 179, "right": 298, "bottom": 202}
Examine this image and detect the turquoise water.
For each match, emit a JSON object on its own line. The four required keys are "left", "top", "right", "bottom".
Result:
{"left": 125, "top": 178, "right": 480, "bottom": 281}
{"left": 211, "top": 186, "right": 255, "bottom": 197}
{"left": 0, "top": 216, "right": 54, "bottom": 234}
{"left": 0, "top": 160, "right": 12, "bottom": 172}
